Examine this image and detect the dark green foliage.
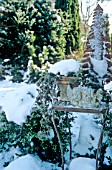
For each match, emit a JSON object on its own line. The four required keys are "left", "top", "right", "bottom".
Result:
{"left": 34, "top": 73, "right": 69, "bottom": 163}
{"left": 55, "top": 0, "right": 70, "bottom": 12}
{"left": 0, "top": 112, "right": 20, "bottom": 152}
{"left": 20, "top": 109, "right": 68, "bottom": 164}
{"left": 0, "top": 110, "right": 68, "bottom": 164}
{"left": 55, "top": 0, "right": 81, "bottom": 54}
{"left": 100, "top": 95, "right": 111, "bottom": 148}
{"left": 110, "top": 31, "right": 112, "bottom": 54}
{"left": 0, "top": 0, "right": 31, "bottom": 70}
{"left": 104, "top": 14, "right": 110, "bottom": 37}
{"left": 30, "top": 0, "right": 66, "bottom": 67}
{"left": 0, "top": 0, "right": 66, "bottom": 74}
{"left": 0, "top": 73, "right": 70, "bottom": 164}
{"left": 97, "top": 107, "right": 112, "bottom": 169}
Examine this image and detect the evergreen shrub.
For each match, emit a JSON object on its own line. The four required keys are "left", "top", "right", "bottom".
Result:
{"left": 0, "top": 0, "right": 67, "bottom": 80}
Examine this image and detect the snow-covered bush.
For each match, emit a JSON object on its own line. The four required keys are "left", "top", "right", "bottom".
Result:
{"left": 0, "top": 73, "right": 72, "bottom": 167}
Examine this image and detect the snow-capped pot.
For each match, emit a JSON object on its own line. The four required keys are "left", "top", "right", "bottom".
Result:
{"left": 48, "top": 59, "right": 81, "bottom": 101}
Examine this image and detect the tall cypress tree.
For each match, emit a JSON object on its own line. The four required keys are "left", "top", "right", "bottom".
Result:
{"left": 55, "top": 0, "right": 81, "bottom": 55}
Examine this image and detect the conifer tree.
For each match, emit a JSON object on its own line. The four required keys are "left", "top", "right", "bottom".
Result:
{"left": 81, "top": 4, "right": 112, "bottom": 84}
{"left": 55, "top": 0, "right": 81, "bottom": 55}
{"left": 0, "top": 0, "right": 66, "bottom": 72}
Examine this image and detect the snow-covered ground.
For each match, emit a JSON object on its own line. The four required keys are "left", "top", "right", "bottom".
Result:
{"left": 69, "top": 157, "right": 96, "bottom": 170}
{"left": 0, "top": 59, "right": 112, "bottom": 170}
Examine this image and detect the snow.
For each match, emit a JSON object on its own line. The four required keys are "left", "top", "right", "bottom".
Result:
{"left": 0, "top": 152, "right": 97, "bottom": 170}
{"left": 48, "top": 59, "right": 80, "bottom": 76}
{"left": 0, "top": 58, "right": 111, "bottom": 169}
{"left": 99, "top": 1, "right": 112, "bottom": 33}
{"left": 88, "top": 6, "right": 108, "bottom": 76}
{"left": 69, "top": 157, "right": 96, "bottom": 170}
{"left": 85, "top": 4, "right": 110, "bottom": 79}
{"left": 3, "top": 154, "right": 44, "bottom": 170}
{"left": 104, "top": 146, "right": 112, "bottom": 165}
{"left": 0, "top": 146, "right": 62, "bottom": 170}
{"left": 71, "top": 112, "right": 102, "bottom": 155}
{"left": 104, "top": 81, "right": 112, "bottom": 92}
{"left": 0, "top": 146, "right": 21, "bottom": 170}
{"left": 67, "top": 85, "right": 103, "bottom": 108}
{"left": 0, "top": 6, "right": 5, "bottom": 11}
{"left": 0, "top": 1, "right": 111, "bottom": 169}
{"left": 91, "top": 58, "right": 108, "bottom": 77}
{"left": 74, "top": 120, "right": 101, "bottom": 155}
{"left": 0, "top": 79, "right": 103, "bottom": 170}
{"left": 1, "top": 153, "right": 63, "bottom": 170}
{"left": 56, "top": 14, "right": 61, "bottom": 22}
{"left": 0, "top": 80, "right": 37, "bottom": 125}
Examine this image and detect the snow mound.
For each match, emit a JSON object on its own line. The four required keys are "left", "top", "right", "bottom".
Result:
{"left": 0, "top": 146, "right": 21, "bottom": 170}
{"left": 4, "top": 154, "right": 45, "bottom": 170}
{"left": 0, "top": 83, "right": 37, "bottom": 125}
{"left": 48, "top": 59, "right": 80, "bottom": 76}
{"left": 74, "top": 119, "right": 101, "bottom": 155}
{"left": 91, "top": 58, "right": 107, "bottom": 77}
{"left": 69, "top": 157, "right": 96, "bottom": 170}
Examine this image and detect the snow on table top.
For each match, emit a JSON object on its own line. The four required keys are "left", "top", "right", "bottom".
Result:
{"left": 0, "top": 80, "right": 37, "bottom": 125}
{"left": 48, "top": 59, "right": 80, "bottom": 76}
